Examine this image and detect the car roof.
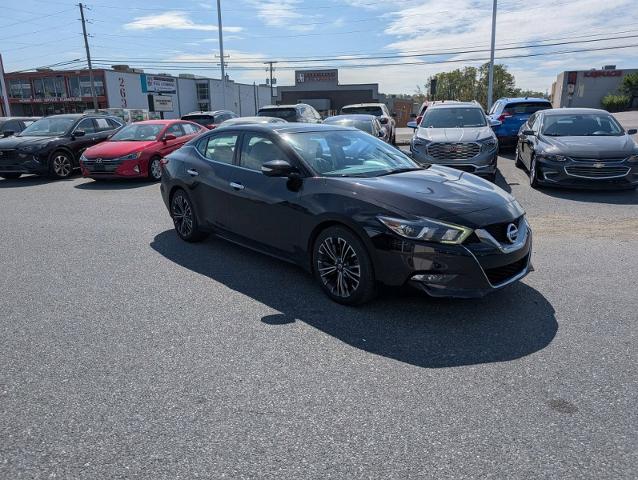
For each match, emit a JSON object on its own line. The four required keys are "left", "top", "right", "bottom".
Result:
{"left": 540, "top": 108, "right": 610, "bottom": 115}
{"left": 259, "top": 104, "right": 302, "bottom": 109}
{"left": 498, "top": 97, "right": 551, "bottom": 104}
{"left": 0, "top": 116, "right": 40, "bottom": 121}
{"left": 427, "top": 102, "right": 483, "bottom": 109}
{"left": 224, "top": 116, "right": 282, "bottom": 122}
{"left": 130, "top": 119, "right": 188, "bottom": 125}
{"left": 183, "top": 110, "right": 233, "bottom": 116}
{"left": 324, "top": 114, "right": 376, "bottom": 121}
{"left": 342, "top": 103, "right": 385, "bottom": 108}
{"left": 220, "top": 123, "right": 355, "bottom": 134}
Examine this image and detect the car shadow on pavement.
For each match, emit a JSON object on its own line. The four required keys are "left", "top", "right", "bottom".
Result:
{"left": 0, "top": 175, "right": 72, "bottom": 188}
{"left": 151, "top": 230, "right": 558, "bottom": 369}
{"left": 74, "top": 179, "right": 154, "bottom": 190}
{"left": 538, "top": 186, "right": 638, "bottom": 205}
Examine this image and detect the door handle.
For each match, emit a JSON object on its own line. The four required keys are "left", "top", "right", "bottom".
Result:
{"left": 187, "top": 169, "right": 199, "bottom": 176}
{"left": 229, "top": 181, "right": 245, "bottom": 190}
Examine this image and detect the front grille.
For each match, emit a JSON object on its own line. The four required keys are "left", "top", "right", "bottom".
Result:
{"left": 427, "top": 142, "right": 480, "bottom": 161}
{"left": 0, "top": 149, "right": 19, "bottom": 163}
{"left": 449, "top": 165, "right": 476, "bottom": 172}
{"left": 82, "top": 159, "right": 123, "bottom": 173}
{"left": 482, "top": 216, "right": 523, "bottom": 243}
{"left": 484, "top": 255, "right": 528, "bottom": 285}
{"left": 570, "top": 157, "right": 627, "bottom": 163}
{"left": 564, "top": 165, "right": 630, "bottom": 179}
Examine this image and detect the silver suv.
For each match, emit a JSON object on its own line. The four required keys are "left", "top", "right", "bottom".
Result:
{"left": 409, "top": 102, "right": 499, "bottom": 181}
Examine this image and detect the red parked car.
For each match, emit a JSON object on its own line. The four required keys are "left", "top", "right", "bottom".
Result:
{"left": 80, "top": 120, "right": 205, "bottom": 180}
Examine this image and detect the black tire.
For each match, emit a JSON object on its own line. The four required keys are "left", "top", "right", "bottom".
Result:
{"left": 148, "top": 156, "right": 162, "bottom": 181}
{"left": 312, "top": 226, "right": 376, "bottom": 305}
{"left": 170, "top": 189, "right": 208, "bottom": 242}
{"left": 0, "top": 173, "right": 21, "bottom": 180}
{"left": 529, "top": 155, "right": 540, "bottom": 188}
{"left": 48, "top": 151, "right": 74, "bottom": 179}
{"left": 514, "top": 145, "right": 524, "bottom": 168}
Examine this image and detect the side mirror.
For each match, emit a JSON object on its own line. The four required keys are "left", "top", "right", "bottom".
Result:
{"left": 627, "top": 128, "right": 637, "bottom": 135}
{"left": 489, "top": 118, "right": 502, "bottom": 127}
{"left": 261, "top": 159, "right": 296, "bottom": 177}
{"left": 74, "top": 129, "right": 86, "bottom": 137}
{"left": 163, "top": 133, "right": 177, "bottom": 143}
{"left": 379, "top": 117, "right": 389, "bottom": 125}
{"left": 521, "top": 129, "right": 535, "bottom": 136}
{"left": 407, "top": 121, "right": 418, "bottom": 130}
{"left": 3, "top": 130, "right": 14, "bottom": 138}
{"left": 377, "top": 130, "right": 385, "bottom": 138}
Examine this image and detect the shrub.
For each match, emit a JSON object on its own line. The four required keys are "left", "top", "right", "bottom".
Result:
{"left": 601, "top": 94, "right": 630, "bottom": 112}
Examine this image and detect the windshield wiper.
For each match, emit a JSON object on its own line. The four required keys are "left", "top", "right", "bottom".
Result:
{"left": 376, "top": 167, "right": 423, "bottom": 177}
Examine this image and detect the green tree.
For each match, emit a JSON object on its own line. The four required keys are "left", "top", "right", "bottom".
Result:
{"left": 620, "top": 72, "right": 638, "bottom": 107}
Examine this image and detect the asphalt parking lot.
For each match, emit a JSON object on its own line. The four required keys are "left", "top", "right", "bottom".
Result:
{"left": 1, "top": 155, "right": 637, "bottom": 478}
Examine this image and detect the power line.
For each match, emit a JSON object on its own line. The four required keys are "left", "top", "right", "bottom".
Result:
{"left": 0, "top": 8, "right": 74, "bottom": 29}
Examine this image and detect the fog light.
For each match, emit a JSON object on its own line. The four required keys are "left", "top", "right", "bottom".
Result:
{"left": 133, "top": 165, "right": 140, "bottom": 173}
{"left": 412, "top": 273, "right": 456, "bottom": 284}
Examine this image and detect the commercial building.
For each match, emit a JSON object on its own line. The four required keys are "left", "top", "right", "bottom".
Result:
{"left": 3, "top": 66, "right": 271, "bottom": 118}
{"left": 275, "top": 69, "right": 385, "bottom": 117}
{"left": 551, "top": 66, "right": 638, "bottom": 109}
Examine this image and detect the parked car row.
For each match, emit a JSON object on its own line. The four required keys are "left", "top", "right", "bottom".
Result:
{"left": 407, "top": 98, "right": 638, "bottom": 190}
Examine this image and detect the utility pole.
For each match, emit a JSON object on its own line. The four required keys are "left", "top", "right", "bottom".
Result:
{"left": 265, "top": 61, "right": 276, "bottom": 102}
{"left": 487, "top": 0, "right": 497, "bottom": 111}
{"left": 216, "top": 0, "right": 226, "bottom": 108}
{"left": 79, "top": 3, "right": 98, "bottom": 112}
{"left": 253, "top": 82, "right": 257, "bottom": 113}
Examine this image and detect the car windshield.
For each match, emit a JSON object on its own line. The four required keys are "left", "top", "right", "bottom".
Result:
{"left": 258, "top": 108, "right": 297, "bottom": 121}
{"left": 421, "top": 107, "right": 487, "bottom": 128}
{"left": 341, "top": 106, "right": 383, "bottom": 116}
{"left": 541, "top": 113, "right": 624, "bottom": 136}
{"left": 182, "top": 115, "right": 214, "bottom": 126}
{"left": 19, "top": 117, "right": 75, "bottom": 136}
{"left": 110, "top": 124, "right": 163, "bottom": 141}
{"left": 323, "top": 119, "right": 374, "bottom": 134}
{"left": 284, "top": 130, "right": 420, "bottom": 177}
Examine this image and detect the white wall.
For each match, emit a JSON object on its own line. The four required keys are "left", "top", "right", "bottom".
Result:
{"left": 177, "top": 78, "right": 198, "bottom": 116}
{"left": 104, "top": 70, "right": 180, "bottom": 118}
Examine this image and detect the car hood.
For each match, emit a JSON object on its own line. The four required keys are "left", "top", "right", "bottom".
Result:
{"left": 0, "top": 135, "right": 58, "bottom": 149}
{"left": 416, "top": 126, "right": 493, "bottom": 143}
{"left": 540, "top": 134, "right": 636, "bottom": 158}
{"left": 84, "top": 141, "right": 155, "bottom": 158}
{"left": 331, "top": 166, "right": 523, "bottom": 228}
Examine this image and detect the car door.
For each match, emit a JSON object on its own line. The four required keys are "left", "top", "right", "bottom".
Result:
{"left": 69, "top": 118, "right": 100, "bottom": 160}
{"left": 187, "top": 132, "right": 240, "bottom": 231}
{"left": 159, "top": 123, "right": 186, "bottom": 157}
{"left": 223, "top": 132, "right": 307, "bottom": 256}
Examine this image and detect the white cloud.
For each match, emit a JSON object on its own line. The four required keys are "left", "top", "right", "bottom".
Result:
{"left": 124, "top": 11, "right": 242, "bottom": 32}
{"left": 245, "top": 0, "right": 316, "bottom": 32}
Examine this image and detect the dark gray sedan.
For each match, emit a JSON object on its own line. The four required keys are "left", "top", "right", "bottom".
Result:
{"left": 323, "top": 114, "right": 389, "bottom": 142}
{"left": 515, "top": 108, "right": 638, "bottom": 189}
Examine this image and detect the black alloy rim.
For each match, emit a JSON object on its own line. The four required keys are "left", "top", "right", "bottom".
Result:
{"left": 317, "top": 236, "right": 361, "bottom": 298}
{"left": 171, "top": 194, "right": 193, "bottom": 237}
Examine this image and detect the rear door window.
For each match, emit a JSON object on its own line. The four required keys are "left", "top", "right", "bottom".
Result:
{"left": 504, "top": 102, "right": 552, "bottom": 115}
{"left": 166, "top": 123, "right": 186, "bottom": 138}
{"left": 94, "top": 117, "right": 113, "bottom": 132}
{"left": 76, "top": 118, "right": 96, "bottom": 134}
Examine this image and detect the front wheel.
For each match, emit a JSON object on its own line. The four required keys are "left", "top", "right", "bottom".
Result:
{"left": 48, "top": 151, "right": 74, "bottom": 179}
{"left": 313, "top": 226, "right": 376, "bottom": 305}
{"left": 170, "top": 189, "right": 208, "bottom": 242}
{"left": 0, "top": 173, "right": 21, "bottom": 180}
{"left": 148, "top": 157, "right": 162, "bottom": 181}
{"left": 529, "top": 155, "right": 540, "bottom": 188}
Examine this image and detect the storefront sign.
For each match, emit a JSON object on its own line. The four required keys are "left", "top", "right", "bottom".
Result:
{"left": 14, "top": 96, "right": 92, "bottom": 103}
{"left": 296, "top": 70, "right": 338, "bottom": 84}
{"left": 584, "top": 70, "right": 623, "bottom": 78}
{"left": 150, "top": 95, "right": 173, "bottom": 112}
{"left": 141, "top": 74, "right": 177, "bottom": 93}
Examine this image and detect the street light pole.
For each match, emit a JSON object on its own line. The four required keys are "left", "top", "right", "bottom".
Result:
{"left": 216, "top": 0, "right": 226, "bottom": 109}
{"left": 487, "top": 0, "right": 498, "bottom": 111}
{"left": 79, "top": 2, "right": 98, "bottom": 112}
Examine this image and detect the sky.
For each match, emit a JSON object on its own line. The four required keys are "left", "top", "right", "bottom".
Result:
{"left": 2, "top": 0, "right": 638, "bottom": 95}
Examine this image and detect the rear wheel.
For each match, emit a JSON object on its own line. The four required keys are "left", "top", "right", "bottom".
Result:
{"left": 0, "top": 173, "right": 21, "bottom": 179}
{"left": 170, "top": 189, "right": 208, "bottom": 242}
{"left": 313, "top": 226, "right": 376, "bottom": 305}
{"left": 48, "top": 151, "right": 73, "bottom": 179}
{"left": 148, "top": 156, "right": 162, "bottom": 181}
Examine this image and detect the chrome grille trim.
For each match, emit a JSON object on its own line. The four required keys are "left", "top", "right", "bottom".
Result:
{"left": 426, "top": 142, "right": 480, "bottom": 161}
{"left": 564, "top": 165, "right": 630, "bottom": 179}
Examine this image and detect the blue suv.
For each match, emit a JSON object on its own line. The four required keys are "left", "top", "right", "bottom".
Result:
{"left": 488, "top": 97, "right": 552, "bottom": 148}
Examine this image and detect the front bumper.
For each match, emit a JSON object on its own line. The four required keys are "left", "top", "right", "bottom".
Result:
{"left": 0, "top": 151, "right": 47, "bottom": 174}
{"left": 81, "top": 157, "right": 147, "bottom": 179}
{"left": 370, "top": 221, "right": 532, "bottom": 298}
{"left": 410, "top": 144, "right": 498, "bottom": 177}
{"left": 535, "top": 157, "right": 638, "bottom": 189}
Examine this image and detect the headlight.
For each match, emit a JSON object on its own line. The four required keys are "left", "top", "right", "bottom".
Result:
{"left": 478, "top": 137, "right": 497, "bottom": 152}
{"left": 537, "top": 153, "right": 568, "bottom": 162}
{"left": 627, "top": 154, "right": 638, "bottom": 163}
{"left": 378, "top": 215, "right": 473, "bottom": 244}
{"left": 80, "top": 153, "right": 87, "bottom": 162}
{"left": 412, "top": 137, "right": 431, "bottom": 147}
{"left": 119, "top": 152, "right": 142, "bottom": 161}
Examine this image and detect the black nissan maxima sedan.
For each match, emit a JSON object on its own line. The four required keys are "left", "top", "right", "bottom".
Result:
{"left": 160, "top": 124, "right": 532, "bottom": 305}
{"left": 515, "top": 108, "right": 638, "bottom": 189}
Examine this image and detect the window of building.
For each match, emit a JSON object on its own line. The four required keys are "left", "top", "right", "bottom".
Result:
{"left": 8, "top": 79, "right": 32, "bottom": 99}
{"left": 33, "top": 78, "right": 45, "bottom": 98}
{"left": 79, "top": 75, "right": 105, "bottom": 96}
{"left": 68, "top": 77, "right": 81, "bottom": 97}
{"left": 196, "top": 82, "right": 210, "bottom": 101}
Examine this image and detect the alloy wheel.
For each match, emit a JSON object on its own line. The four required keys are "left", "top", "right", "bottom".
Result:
{"left": 317, "top": 236, "right": 361, "bottom": 298}
{"left": 52, "top": 154, "right": 72, "bottom": 178}
{"left": 150, "top": 158, "right": 162, "bottom": 180}
{"left": 171, "top": 194, "right": 193, "bottom": 238}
